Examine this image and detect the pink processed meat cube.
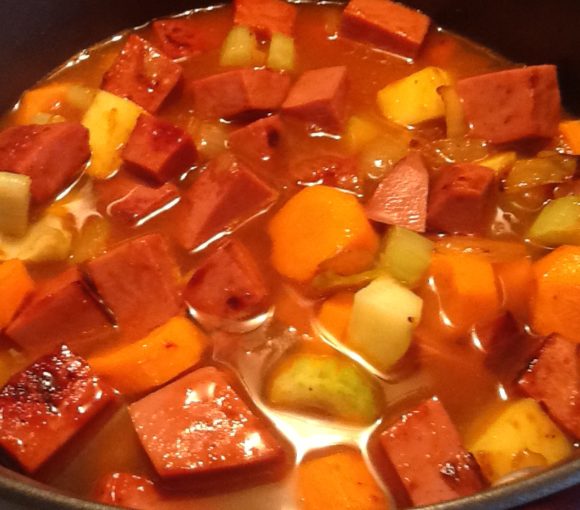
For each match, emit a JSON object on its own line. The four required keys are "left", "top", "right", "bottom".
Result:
{"left": 234, "top": 0, "right": 297, "bottom": 39}
{"left": 175, "top": 153, "right": 279, "bottom": 251}
{"left": 282, "top": 66, "right": 348, "bottom": 133}
{"left": 456, "top": 65, "right": 561, "bottom": 144}
{"left": 381, "top": 397, "right": 484, "bottom": 507}
{"left": 95, "top": 473, "right": 161, "bottom": 509}
{"left": 341, "top": 0, "right": 430, "bottom": 58}
{"left": 107, "top": 182, "right": 179, "bottom": 224}
{"left": 519, "top": 335, "right": 580, "bottom": 439}
{"left": 101, "top": 35, "right": 183, "bottom": 113}
{"left": 6, "top": 267, "right": 114, "bottom": 356}
{"left": 86, "top": 234, "right": 182, "bottom": 341}
{"left": 185, "top": 240, "right": 269, "bottom": 321}
{"left": 0, "top": 122, "right": 89, "bottom": 204}
{"left": 152, "top": 19, "right": 226, "bottom": 59}
{"left": 0, "top": 345, "right": 112, "bottom": 473}
{"left": 366, "top": 153, "right": 429, "bottom": 232}
{"left": 192, "top": 69, "right": 291, "bottom": 119}
{"left": 427, "top": 163, "right": 495, "bottom": 235}
{"left": 229, "top": 115, "right": 283, "bottom": 162}
{"left": 122, "top": 114, "right": 197, "bottom": 183}
{"left": 292, "top": 154, "right": 360, "bottom": 192}
{"left": 129, "top": 366, "right": 284, "bottom": 478}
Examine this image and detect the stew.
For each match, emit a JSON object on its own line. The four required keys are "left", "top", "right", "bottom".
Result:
{"left": 0, "top": 1, "right": 578, "bottom": 509}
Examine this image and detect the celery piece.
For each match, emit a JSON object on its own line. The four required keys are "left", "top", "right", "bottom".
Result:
{"left": 528, "top": 195, "right": 580, "bottom": 246}
{"left": 0, "top": 216, "right": 72, "bottom": 263}
{"left": 312, "top": 268, "right": 382, "bottom": 293}
{"left": 504, "top": 154, "right": 576, "bottom": 193}
{"left": 348, "top": 277, "right": 422, "bottom": 372}
{"left": 267, "top": 33, "right": 295, "bottom": 71}
{"left": 267, "top": 353, "right": 380, "bottom": 424}
{"left": 220, "top": 26, "right": 259, "bottom": 67}
{"left": 0, "top": 172, "right": 30, "bottom": 237}
{"left": 380, "top": 226, "right": 433, "bottom": 287}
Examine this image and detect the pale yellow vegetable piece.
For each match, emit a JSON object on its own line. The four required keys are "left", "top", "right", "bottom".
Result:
{"left": 0, "top": 215, "right": 72, "bottom": 263}
{"left": 220, "top": 25, "right": 263, "bottom": 67}
{"left": 469, "top": 399, "right": 572, "bottom": 483}
{"left": 0, "top": 172, "right": 30, "bottom": 237}
{"left": 438, "top": 85, "right": 467, "bottom": 138}
{"left": 377, "top": 67, "right": 452, "bottom": 126}
{"left": 348, "top": 276, "right": 422, "bottom": 372}
{"left": 344, "top": 116, "right": 380, "bottom": 153}
{"left": 479, "top": 152, "right": 517, "bottom": 173}
{"left": 267, "top": 33, "right": 296, "bottom": 71}
{"left": 72, "top": 215, "right": 110, "bottom": 263}
{"left": 82, "top": 90, "right": 144, "bottom": 179}
{"left": 358, "top": 134, "right": 410, "bottom": 180}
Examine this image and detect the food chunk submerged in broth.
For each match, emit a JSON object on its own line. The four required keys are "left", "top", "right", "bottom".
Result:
{"left": 0, "top": 0, "right": 578, "bottom": 508}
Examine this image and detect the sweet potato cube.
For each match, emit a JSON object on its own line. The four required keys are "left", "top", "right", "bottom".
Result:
{"left": 122, "top": 114, "right": 197, "bottom": 183}
{"left": 129, "top": 366, "right": 283, "bottom": 478}
{"left": 5, "top": 267, "right": 114, "bottom": 356}
{"left": 0, "top": 260, "right": 35, "bottom": 330}
{"left": 101, "top": 35, "right": 182, "bottom": 113}
{"left": 0, "top": 345, "right": 112, "bottom": 472}
{"left": 86, "top": 234, "right": 182, "bottom": 342}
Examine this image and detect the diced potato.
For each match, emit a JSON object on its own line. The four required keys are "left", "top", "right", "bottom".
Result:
{"left": 469, "top": 399, "right": 572, "bottom": 483}
{"left": 220, "top": 25, "right": 264, "bottom": 67}
{"left": 438, "top": 85, "right": 467, "bottom": 138}
{"left": 0, "top": 172, "right": 30, "bottom": 237}
{"left": 0, "top": 216, "right": 72, "bottom": 263}
{"left": 188, "top": 119, "right": 228, "bottom": 160}
{"left": 72, "top": 215, "right": 110, "bottom": 263}
{"left": 267, "top": 33, "right": 295, "bottom": 71}
{"left": 528, "top": 195, "right": 580, "bottom": 246}
{"left": 504, "top": 153, "right": 576, "bottom": 193}
{"left": 348, "top": 277, "right": 422, "bottom": 372}
{"left": 380, "top": 226, "right": 433, "bottom": 287}
{"left": 358, "top": 134, "right": 410, "bottom": 180}
{"left": 377, "top": 67, "right": 452, "bottom": 126}
{"left": 344, "top": 116, "right": 380, "bottom": 153}
{"left": 479, "top": 151, "right": 517, "bottom": 174}
{"left": 82, "top": 90, "right": 144, "bottom": 179}
{"left": 267, "top": 352, "right": 380, "bottom": 424}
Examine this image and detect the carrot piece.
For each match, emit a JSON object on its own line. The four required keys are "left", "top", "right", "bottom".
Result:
{"left": 88, "top": 316, "right": 206, "bottom": 395}
{"left": 269, "top": 186, "right": 379, "bottom": 281}
{"left": 559, "top": 121, "right": 580, "bottom": 155}
{"left": 429, "top": 253, "right": 501, "bottom": 332}
{"left": 531, "top": 246, "right": 580, "bottom": 342}
{"left": 317, "top": 292, "right": 354, "bottom": 342}
{"left": 434, "top": 236, "right": 528, "bottom": 263}
{"left": 15, "top": 83, "right": 70, "bottom": 124}
{"left": 0, "top": 260, "right": 35, "bottom": 329}
{"left": 298, "top": 450, "right": 389, "bottom": 510}
{"left": 494, "top": 257, "right": 533, "bottom": 323}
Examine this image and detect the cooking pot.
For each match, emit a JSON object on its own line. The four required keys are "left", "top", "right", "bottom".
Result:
{"left": 0, "top": 1, "right": 579, "bottom": 509}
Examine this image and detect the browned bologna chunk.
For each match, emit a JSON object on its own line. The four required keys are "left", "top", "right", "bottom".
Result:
{"left": 191, "top": 69, "right": 291, "bottom": 120}
{"left": 152, "top": 19, "right": 225, "bottom": 59}
{"left": 282, "top": 66, "right": 348, "bottom": 133}
{"left": 427, "top": 163, "right": 495, "bottom": 235}
{"left": 365, "top": 153, "right": 429, "bottom": 232}
{"left": 122, "top": 114, "right": 197, "bottom": 183}
{"left": 234, "top": 0, "right": 297, "bottom": 39}
{"left": 456, "top": 65, "right": 561, "bottom": 144}
{"left": 85, "top": 234, "right": 182, "bottom": 342}
{"left": 381, "top": 397, "right": 484, "bottom": 506}
{"left": 101, "top": 35, "right": 183, "bottom": 113}
{"left": 519, "top": 335, "right": 580, "bottom": 439}
{"left": 129, "top": 366, "right": 284, "bottom": 478}
{"left": 341, "top": 0, "right": 430, "bottom": 58}
{"left": 292, "top": 154, "right": 360, "bottom": 192}
{"left": 185, "top": 239, "right": 269, "bottom": 321}
{"left": 228, "top": 115, "right": 283, "bottom": 163}
{"left": 95, "top": 473, "right": 161, "bottom": 508}
{"left": 175, "top": 153, "right": 279, "bottom": 251}
{"left": 0, "top": 122, "right": 89, "bottom": 204}
{"left": 5, "top": 267, "right": 114, "bottom": 356}
{"left": 0, "top": 345, "right": 113, "bottom": 473}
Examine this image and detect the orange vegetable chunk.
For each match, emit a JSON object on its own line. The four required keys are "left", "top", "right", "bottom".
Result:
{"left": 317, "top": 292, "right": 354, "bottom": 342}
{"left": 0, "top": 260, "right": 35, "bottom": 329}
{"left": 15, "top": 83, "right": 69, "bottom": 124}
{"left": 89, "top": 316, "right": 206, "bottom": 395}
{"left": 269, "top": 186, "right": 379, "bottom": 281}
{"left": 297, "top": 450, "right": 389, "bottom": 510}
{"left": 430, "top": 252, "right": 500, "bottom": 331}
{"left": 560, "top": 120, "right": 580, "bottom": 155}
{"left": 495, "top": 257, "right": 533, "bottom": 323}
{"left": 531, "top": 245, "right": 580, "bottom": 342}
